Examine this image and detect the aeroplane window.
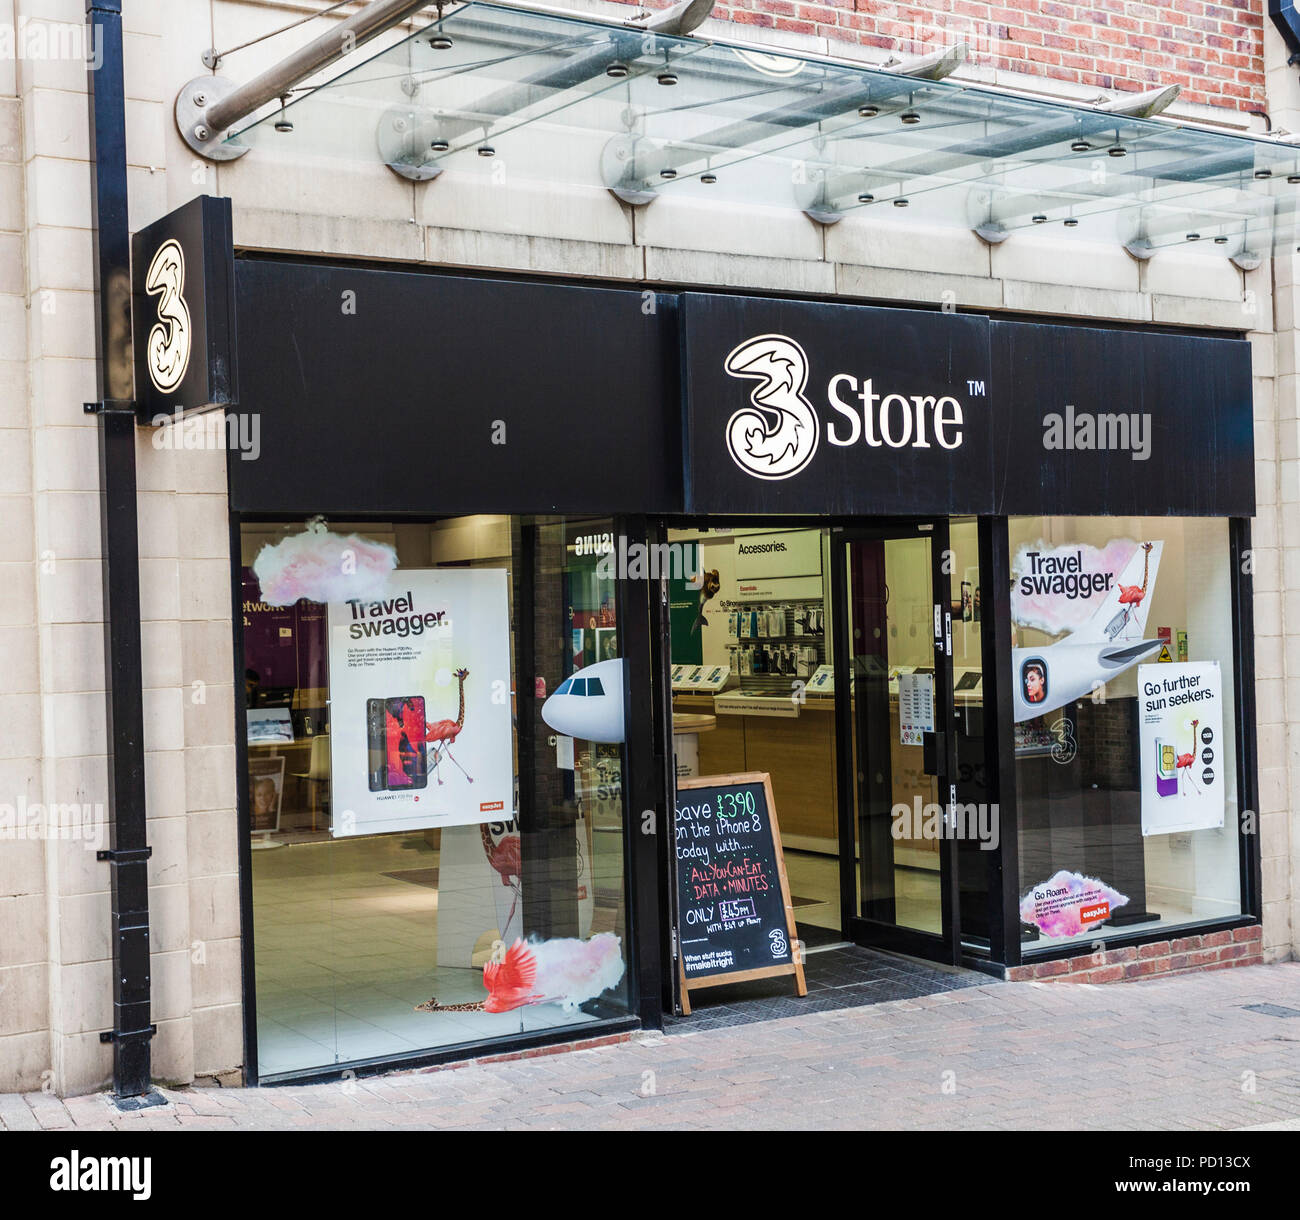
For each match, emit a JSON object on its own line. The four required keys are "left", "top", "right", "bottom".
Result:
{"left": 570, "top": 679, "right": 587, "bottom": 695}
{"left": 555, "top": 678, "right": 573, "bottom": 695}
{"left": 586, "top": 677, "right": 605, "bottom": 696}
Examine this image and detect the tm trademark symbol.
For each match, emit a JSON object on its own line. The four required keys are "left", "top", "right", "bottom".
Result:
{"left": 967, "top": 379, "right": 986, "bottom": 395}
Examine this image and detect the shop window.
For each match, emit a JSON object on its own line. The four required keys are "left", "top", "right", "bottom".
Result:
{"left": 239, "top": 516, "right": 630, "bottom": 1077}
{"left": 1008, "top": 517, "right": 1243, "bottom": 951}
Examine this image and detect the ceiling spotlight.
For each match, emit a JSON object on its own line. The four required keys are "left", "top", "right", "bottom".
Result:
{"left": 1063, "top": 217, "right": 1079, "bottom": 227}
{"left": 901, "top": 109, "right": 921, "bottom": 124}
{"left": 430, "top": 138, "right": 449, "bottom": 152}
{"left": 660, "top": 167, "right": 677, "bottom": 179}
{"left": 1214, "top": 235, "right": 1229, "bottom": 244}
{"left": 478, "top": 144, "right": 495, "bottom": 157}
{"left": 606, "top": 62, "right": 628, "bottom": 79}
{"left": 893, "top": 197, "right": 909, "bottom": 207}
{"left": 858, "top": 104, "right": 879, "bottom": 118}
{"left": 658, "top": 70, "right": 678, "bottom": 86}
{"left": 1186, "top": 232, "right": 1201, "bottom": 241}
{"left": 1070, "top": 139, "right": 1090, "bottom": 152}
{"left": 274, "top": 116, "right": 293, "bottom": 133}
{"left": 1254, "top": 168, "right": 1272, "bottom": 179}
{"left": 1032, "top": 213, "right": 1047, "bottom": 224}
{"left": 1288, "top": 174, "right": 1300, "bottom": 184}
{"left": 429, "top": 34, "right": 453, "bottom": 50}
{"left": 700, "top": 172, "right": 717, "bottom": 184}
{"left": 857, "top": 192, "right": 874, "bottom": 203}
{"left": 1108, "top": 145, "right": 1127, "bottom": 157}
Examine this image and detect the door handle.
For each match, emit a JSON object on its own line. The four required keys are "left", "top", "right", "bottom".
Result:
{"left": 922, "top": 731, "right": 945, "bottom": 776}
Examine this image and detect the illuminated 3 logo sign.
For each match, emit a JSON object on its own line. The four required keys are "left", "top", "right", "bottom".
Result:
{"left": 722, "top": 332, "right": 967, "bottom": 481}
{"left": 144, "top": 238, "right": 191, "bottom": 393}
{"left": 722, "top": 334, "right": 820, "bottom": 481}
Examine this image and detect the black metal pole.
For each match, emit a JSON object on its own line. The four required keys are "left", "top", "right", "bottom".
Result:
{"left": 85, "top": 0, "right": 154, "bottom": 1099}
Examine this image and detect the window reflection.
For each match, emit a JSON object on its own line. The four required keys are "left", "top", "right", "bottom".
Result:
{"left": 241, "top": 515, "right": 630, "bottom": 1077}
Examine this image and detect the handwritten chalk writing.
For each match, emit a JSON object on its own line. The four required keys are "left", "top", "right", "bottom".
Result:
{"left": 674, "top": 778, "right": 791, "bottom": 979}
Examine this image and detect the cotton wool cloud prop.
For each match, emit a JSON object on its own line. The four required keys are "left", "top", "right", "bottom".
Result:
{"left": 251, "top": 518, "right": 397, "bottom": 607}
{"left": 1019, "top": 869, "right": 1129, "bottom": 939}
{"left": 528, "top": 933, "right": 626, "bottom": 1011}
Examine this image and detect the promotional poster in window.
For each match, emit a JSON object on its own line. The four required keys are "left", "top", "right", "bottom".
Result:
{"left": 326, "top": 569, "right": 515, "bottom": 836}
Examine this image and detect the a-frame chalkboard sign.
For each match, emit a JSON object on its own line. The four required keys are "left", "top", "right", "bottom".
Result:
{"left": 672, "top": 772, "right": 808, "bottom": 1013}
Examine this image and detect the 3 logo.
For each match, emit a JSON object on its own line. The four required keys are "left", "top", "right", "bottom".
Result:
{"left": 722, "top": 331, "right": 966, "bottom": 481}
{"left": 144, "top": 238, "right": 191, "bottom": 393}
{"left": 723, "top": 334, "right": 820, "bottom": 481}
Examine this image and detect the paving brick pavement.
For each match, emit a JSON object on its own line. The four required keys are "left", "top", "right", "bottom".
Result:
{"left": 4, "top": 962, "right": 1299, "bottom": 1131}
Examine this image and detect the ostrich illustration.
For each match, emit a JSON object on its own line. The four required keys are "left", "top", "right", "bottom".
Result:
{"left": 481, "top": 821, "right": 522, "bottom": 931}
{"left": 1107, "top": 542, "right": 1154, "bottom": 639}
{"left": 1176, "top": 719, "right": 1201, "bottom": 794}
{"left": 424, "top": 667, "right": 473, "bottom": 784}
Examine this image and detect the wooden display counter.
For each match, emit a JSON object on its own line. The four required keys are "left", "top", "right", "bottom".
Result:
{"left": 672, "top": 693, "right": 839, "bottom": 852}
{"left": 671, "top": 692, "right": 946, "bottom": 862}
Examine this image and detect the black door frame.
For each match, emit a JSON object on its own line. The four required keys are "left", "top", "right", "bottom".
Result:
{"left": 831, "top": 520, "right": 963, "bottom": 967}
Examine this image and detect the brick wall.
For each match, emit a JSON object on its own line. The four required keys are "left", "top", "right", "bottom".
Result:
{"left": 620, "top": 0, "right": 1267, "bottom": 111}
{"left": 1075, "top": 699, "right": 1138, "bottom": 791}
{"left": 1007, "top": 924, "right": 1264, "bottom": 981}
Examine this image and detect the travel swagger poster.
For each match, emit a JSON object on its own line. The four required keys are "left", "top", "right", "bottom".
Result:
{"left": 1137, "top": 661, "right": 1224, "bottom": 836}
{"left": 326, "top": 569, "right": 514, "bottom": 837}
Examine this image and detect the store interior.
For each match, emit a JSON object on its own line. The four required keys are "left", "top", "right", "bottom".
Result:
{"left": 664, "top": 521, "right": 986, "bottom": 950}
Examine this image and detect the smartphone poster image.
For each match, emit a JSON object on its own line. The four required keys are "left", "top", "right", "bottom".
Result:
{"left": 384, "top": 696, "right": 427, "bottom": 790}
{"left": 366, "top": 698, "right": 387, "bottom": 791}
{"left": 327, "top": 568, "right": 515, "bottom": 837}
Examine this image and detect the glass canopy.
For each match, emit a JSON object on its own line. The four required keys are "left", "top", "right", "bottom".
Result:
{"left": 228, "top": 1, "right": 1300, "bottom": 260}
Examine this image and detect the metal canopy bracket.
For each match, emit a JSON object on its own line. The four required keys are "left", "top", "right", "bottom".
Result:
{"left": 177, "top": 0, "right": 433, "bottom": 159}
{"left": 176, "top": 76, "right": 251, "bottom": 161}
{"left": 1124, "top": 238, "right": 1158, "bottom": 261}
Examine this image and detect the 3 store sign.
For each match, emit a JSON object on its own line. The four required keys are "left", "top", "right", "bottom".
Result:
{"left": 722, "top": 333, "right": 967, "bottom": 481}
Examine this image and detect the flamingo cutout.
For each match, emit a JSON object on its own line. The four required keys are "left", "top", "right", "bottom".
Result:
{"left": 1177, "top": 719, "right": 1200, "bottom": 794}
{"left": 481, "top": 822, "right": 522, "bottom": 932}
{"left": 414, "top": 939, "right": 541, "bottom": 1014}
{"left": 1112, "top": 542, "right": 1154, "bottom": 639}
{"left": 424, "top": 667, "right": 473, "bottom": 784}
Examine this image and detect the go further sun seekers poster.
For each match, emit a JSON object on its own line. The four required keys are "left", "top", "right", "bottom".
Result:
{"left": 326, "top": 569, "right": 514, "bottom": 837}
{"left": 1137, "top": 661, "right": 1224, "bottom": 837}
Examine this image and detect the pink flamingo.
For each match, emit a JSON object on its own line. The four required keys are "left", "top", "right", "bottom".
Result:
{"left": 414, "top": 939, "right": 541, "bottom": 1014}
{"left": 424, "top": 667, "right": 473, "bottom": 784}
{"left": 1176, "top": 719, "right": 1200, "bottom": 793}
{"left": 481, "top": 822, "right": 522, "bottom": 929}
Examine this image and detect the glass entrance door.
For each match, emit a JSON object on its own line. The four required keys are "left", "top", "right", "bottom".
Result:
{"left": 832, "top": 522, "right": 961, "bottom": 964}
